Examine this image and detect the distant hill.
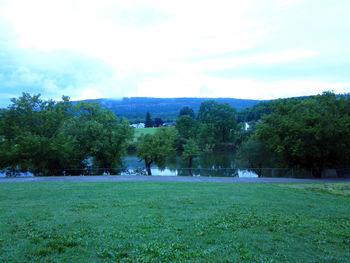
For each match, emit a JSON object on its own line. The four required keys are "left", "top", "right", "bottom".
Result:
{"left": 76, "top": 97, "right": 263, "bottom": 122}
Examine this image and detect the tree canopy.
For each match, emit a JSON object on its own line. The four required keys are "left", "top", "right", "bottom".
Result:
{"left": 0, "top": 93, "right": 133, "bottom": 175}
{"left": 136, "top": 127, "right": 178, "bottom": 175}
{"left": 254, "top": 92, "right": 350, "bottom": 177}
{"left": 197, "top": 100, "right": 238, "bottom": 148}
{"left": 179, "top": 106, "right": 195, "bottom": 118}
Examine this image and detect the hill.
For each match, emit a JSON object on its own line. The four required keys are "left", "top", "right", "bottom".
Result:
{"left": 76, "top": 97, "right": 262, "bottom": 122}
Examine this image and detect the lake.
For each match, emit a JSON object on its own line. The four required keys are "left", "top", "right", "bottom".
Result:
{"left": 122, "top": 151, "right": 258, "bottom": 178}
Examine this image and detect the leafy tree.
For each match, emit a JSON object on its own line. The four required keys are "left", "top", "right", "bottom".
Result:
{"left": 255, "top": 92, "right": 350, "bottom": 177}
{"left": 238, "top": 101, "right": 272, "bottom": 122}
{"left": 154, "top": 118, "right": 164, "bottom": 127}
{"left": 179, "top": 106, "right": 195, "bottom": 118}
{"left": 0, "top": 94, "right": 133, "bottom": 176}
{"left": 236, "top": 137, "right": 283, "bottom": 177}
{"left": 145, "top": 112, "right": 153, "bottom": 127}
{"left": 176, "top": 115, "right": 200, "bottom": 140}
{"left": 136, "top": 127, "right": 178, "bottom": 175}
{"left": 61, "top": 102, "right": 133, "bottom": 170}
{"left": 0, "top": 93, "right": 74, "bottom": 175}
{"left": 181, "top": 139, "right": 200, "bottom": 176}
{"left": 197, "top": 100, "right": 238, "bottom": 149}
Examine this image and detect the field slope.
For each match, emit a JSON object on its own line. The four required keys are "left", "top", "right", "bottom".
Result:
{"left": 0, "top": 182, "right": 349, "bottom": 262}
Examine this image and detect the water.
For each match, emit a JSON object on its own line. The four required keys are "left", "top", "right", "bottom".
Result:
{"left": 122, "top": 152, "right": 258, "bottom": 178}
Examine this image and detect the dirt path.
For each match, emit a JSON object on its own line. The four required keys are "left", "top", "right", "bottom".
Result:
{"left": 1, "top": 176, "right": 349, "bottom": 183}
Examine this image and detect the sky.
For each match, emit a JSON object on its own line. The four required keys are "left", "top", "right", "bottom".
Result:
{"left": 0, "top": 0, "right": 349, "bottom": 107}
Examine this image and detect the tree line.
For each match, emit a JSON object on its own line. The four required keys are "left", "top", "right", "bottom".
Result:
{"left": 1, "top": 91, "right": 350, "bottom": 177}
{"left": 136, "top": 92, "right": 350, "bottom": 177}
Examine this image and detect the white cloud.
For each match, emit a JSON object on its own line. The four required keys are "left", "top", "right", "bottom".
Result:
{"left": 0, "top": 0, "right": 349, "bottom": 103}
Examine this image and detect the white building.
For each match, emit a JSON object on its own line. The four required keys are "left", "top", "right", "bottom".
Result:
{"left": 130, "top": 123, "right": 145, "bottom": 128}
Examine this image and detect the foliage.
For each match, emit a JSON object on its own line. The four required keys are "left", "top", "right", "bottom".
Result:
{"left": 0, "top": 93, "right": 133, "bottom": 175}
{"left": 181, "top": 139, "right": 200, "bottom": 175}
{"left": 61, "top": 102, "right": 133, "bottom": 169}
{"left": 236, "top": 137, "right": 284, "bottom": 177}
{"left": 145, "top": 112, "right": 153, "bottom": 128}
{"left": 197, "top": 100, "right": 239, "bottom": 149}
{"left": 179, "top": 106, "right": 195, "bottom": 118}
{"left": 176, "top": 115, "right": 200, "bottom": 141}
{"left": 238, "top": 101, "right": 272, "bottom": 122}
{"left": 0, "top": 93, "right": 74, "bottom": 175}
{"left": 255, "top": 92, "right": 350, "bottom": 177}
{"left": 154, "top": 117, "right": 164, "bottom": 127}
{"left": 136, "top": 127, "right": 178, "bottom": 175}
{"left": 0, "top": 182, "right": 349, "bottom": 262}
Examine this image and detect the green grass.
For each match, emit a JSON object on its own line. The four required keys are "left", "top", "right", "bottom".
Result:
{"left": 133, "top": 127, "right": 158, "bottom": 142}
{"left": 280, "top": 183, "right": 350, "bottom": 198}
{"left": 0, "top": 182, "right": 349, "bottom": 262}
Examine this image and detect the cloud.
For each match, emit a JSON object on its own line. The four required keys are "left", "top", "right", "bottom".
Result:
{"left": 0, "top": 0, "right": 349, "bottom": 107}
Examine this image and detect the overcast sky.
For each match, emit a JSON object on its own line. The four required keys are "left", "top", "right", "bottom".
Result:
{"left": 0, "top": 0, "right": 349, "bottom": 107}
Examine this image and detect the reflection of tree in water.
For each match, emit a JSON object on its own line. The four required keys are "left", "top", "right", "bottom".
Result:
{"left": 199, "top": 152, "right": 234, "bottom": 169}
{"left": 122, "top": 151, "right": 238, "bottom": 177}
{"left": 197, "top": 152, "right": 237, "bottom": 177}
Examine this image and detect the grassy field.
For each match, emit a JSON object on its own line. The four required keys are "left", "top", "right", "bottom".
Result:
{"left": 133, "top": 128, "right": 158, "bottom": 142}
{"left": 0, "top": 182, "right": 349, "bottom": 262}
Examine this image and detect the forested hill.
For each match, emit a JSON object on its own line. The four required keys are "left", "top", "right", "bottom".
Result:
{"left": 76, "top": 97, "right": 262, "bottom": 121}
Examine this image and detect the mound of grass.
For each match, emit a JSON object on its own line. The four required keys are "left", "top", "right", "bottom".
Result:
{"left": 0, "top": 182, "right": 349, "bottom": 262}
{"left": 280, "top": 183, "right": 350, "bottom": 197}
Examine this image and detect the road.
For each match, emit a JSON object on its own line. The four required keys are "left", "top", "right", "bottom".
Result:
{"left": 1, "top": 176, "right": 349, "bottom": 183}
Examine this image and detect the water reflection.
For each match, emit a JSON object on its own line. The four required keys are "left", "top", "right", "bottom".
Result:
{"left": 122, "top": 152, "right": 258, "bottom": 178}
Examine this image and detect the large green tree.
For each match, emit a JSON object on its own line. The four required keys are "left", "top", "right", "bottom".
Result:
{"left": 0, "top": 93, "right": 75, "bottom": 175}
{"left": 136, "top": 127, "right": 177, "bottom": 175}
{"left": 176, "top": 115, "right": 200, "bottom": 141}
{"left": 61, "top": 102, "right": 133, "bottom": 170}
{"left": 236, "top": 137, "right": 284, "bottom": 177}
{"left": 255, "top": 92, "right": 350, "bottom": 177}
{"left": 197, "top": 100, "right": 238, "bottom": 149}
{"left": 0, "top": 94, "right": 133, "bottom": 176}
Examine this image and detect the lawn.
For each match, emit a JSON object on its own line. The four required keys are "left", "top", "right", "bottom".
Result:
{"left": 0, "top": 182, "right": 349, "bottom": 262}
{"left": 133, "top": 127, "right": 158, "bottom": 142}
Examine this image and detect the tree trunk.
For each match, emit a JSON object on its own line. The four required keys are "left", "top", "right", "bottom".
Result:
{"left": 145, "top": 159, "right": 152, "bottom": 176}
{"left": 189, "top": 158, "right": 193, "bottom": 176}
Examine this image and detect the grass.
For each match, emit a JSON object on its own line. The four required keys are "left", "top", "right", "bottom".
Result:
{"left": 280, "top": 183, "right": 350, "bottom": 198}
{"left": 0, "top": 182, "right": 349, "bottom": 262}
{"left": 133, "top": 127, "right": 158, "bottom": 142}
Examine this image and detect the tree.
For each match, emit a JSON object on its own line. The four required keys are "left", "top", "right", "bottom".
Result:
{"left": 236, "top": 137, "right": 284, "bottom": 177}
{"left": 61, "top": 102, "right": 134, "bottom": 171}
{"left": 154, "top": 118, "right": 164, "bottom": 127}
{"left": 145, "top": 112, "right": 153, "bottom": 127}
{"left": 176, "top": 115, "right": 200, "bottom": 141}
{"left": 181, "top": 139, "right": 200, "bottom": 176}
{"left": 255, "top": 92, "right": 350, "bottom": 177}
{"left": 197, "top": 100, "right": 239, "bottom": 149}
{"left": 136, "top": 127, "right": 177, "bottom": 175}
{"left": 0, "top": 94, "right": 134, "bottom": 176}
{"left": 0, "top": 93, "right": 75, "bottom": 175}
{"left": 179, "top": 106, "right": 195, "bottom": 118}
